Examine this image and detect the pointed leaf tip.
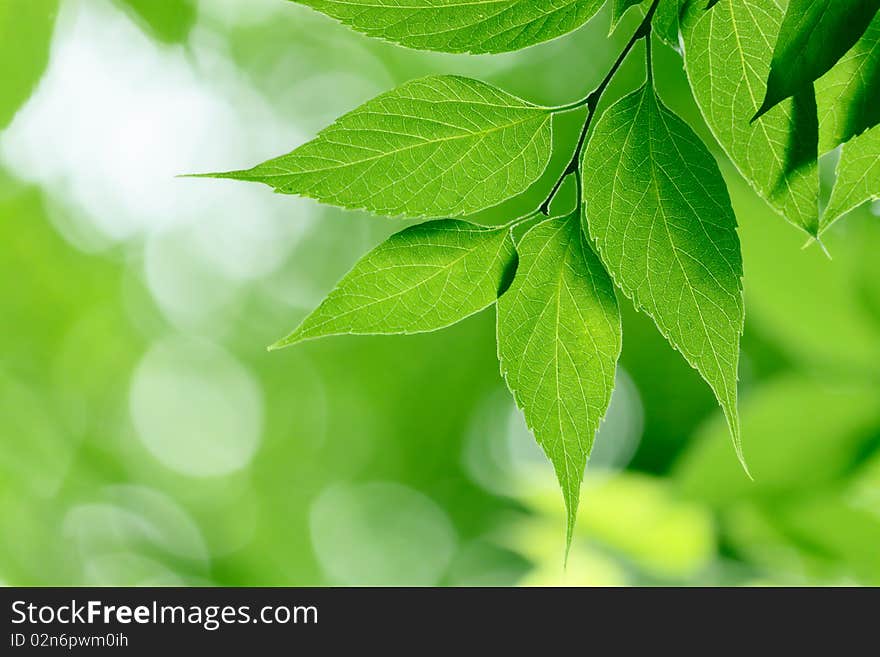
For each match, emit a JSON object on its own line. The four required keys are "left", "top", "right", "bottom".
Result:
{"left": 271, "top": 219, "right": 517, "bottom": 348}
{"left": 205, "top": 76, "right": 554, "bottom": 219}
{"left": 497, "top": 215, "right": 622, "bottom": 549}
{"left": 582, "top": 84, "right": 746, "bottom": 475}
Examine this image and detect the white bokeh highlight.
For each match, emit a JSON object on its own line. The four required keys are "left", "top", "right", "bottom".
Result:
{"left": 0, "top": 0, "right": 317, "bottom": 327}
{"left": 63, "top": 484, "right": 210, "bottom": 585}
{"left": 129, "top": 336, "right": 263, "bottom": 477}
{"left": 310, "top": 482, "right": 457, "bottom": 586}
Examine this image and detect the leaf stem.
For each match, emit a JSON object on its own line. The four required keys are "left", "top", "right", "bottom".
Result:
{"left": 540, "top": 0, "right": 660, "bottom": 215}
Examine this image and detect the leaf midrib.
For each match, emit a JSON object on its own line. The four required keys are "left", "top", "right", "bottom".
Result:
{"left": 297, "top": 228, "right": 508, "bottom": 335}
{"left": 253, "top": 112, "right": 550, "bottom": 178}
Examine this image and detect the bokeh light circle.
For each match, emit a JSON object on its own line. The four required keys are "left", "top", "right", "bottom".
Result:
{"left": 309, "top": 482, "right": 456, "bottom": 586}
{"left": 129, "top": 337, "right": 263, "bottom": 477}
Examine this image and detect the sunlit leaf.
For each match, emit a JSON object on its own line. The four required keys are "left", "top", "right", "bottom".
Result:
{"left": 822, "top": 125, "right": 880, "bottom": 231}
{"left": 681, "top": 0, "right": 820, "bottom": 234}
{"left": 497, "top": 214, "right": 621, "bottom": 551}
{"left": 272, "top": 220, "right": 516, "bottom": 347}
{"left": 202, "top": 76, "right": 554, "bottom": 219}
{"left": 582, "top": 83, "right": 745, "bottom": 466}
{"left": 293, "top": 0, "right": 606, "bottom": 54}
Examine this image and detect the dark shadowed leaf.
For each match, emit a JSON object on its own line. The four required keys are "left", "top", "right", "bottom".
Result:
{"left": 681, "top": 0, "right": 820, "bottom": 234}
{"left": 816, "top": 12, "right": 880, "bottom": 153}
{"left": 753, "top": 0, "right": 880, "bottom": 121}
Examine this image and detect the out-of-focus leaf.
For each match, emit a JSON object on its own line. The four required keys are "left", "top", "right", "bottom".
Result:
{"left": 681, "top": 0, "right": 820, "bottom": 234}
{"left": 0, "top": 0, "right": 58, "bottom": 129}
{"left": 576, "top": 474, "right": 715, "bottom": 579}
{"left": 721, "top": 454, "right": 880, "bottom": 585}
{"left": 113, "top": 0, "right": 197, "bottom": 44}
{"left": 513, "top": 472, "right": 716, "bottom": 580}
{"left": 582, "top": 83, "right": 745, "bottom": 467}
{"left": 272, "top": 220, "right": 516, "bottom": 348}
{"left": 821, "top": 125, "right": 880, "bottom": 231}
{"left": 753, "top": 0, "right": 880, "bottom": 121}
{"left": 816, "top": 13, "right": 880, "bottom": 153}
{"left": 292, "top": 0, "right": 606, "bottom": 54}
{"left": 202, "top": 76, "right": 554, "bottom": 219}
{"left": 676, "top": 376, "right": 880, "bottom": 506}
{"left": 497, "top": 214, "right": 621, "bottom": 551}
{"left": 771, "top": 493, "right": 880, "bottom": 584}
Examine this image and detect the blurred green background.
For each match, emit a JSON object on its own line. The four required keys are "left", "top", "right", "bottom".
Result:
{"left": 2, "top": 0, "right": 879, "bottom": 586}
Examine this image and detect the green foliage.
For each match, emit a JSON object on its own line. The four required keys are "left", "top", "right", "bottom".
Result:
{"left": 676, "top": 376, "right": 880, "bottom": 506}
{"left": 581, "top": 83, "right": 745, "bottom": 466}
{"left": 0, "top": 0, "right": 58, "bottom": 129}
{"left": 496, "top": 215, "right": 621, "bottom": 552}
{"left": 113, "top": 0, "right": 197, "bottom": 44}
{"left": 273, "top": 220, "right": 516, "bottom": 347}
{"left": 652, "top": 0, "right": 683, "bottom": 48}
{"left": 610, "top": 0, "right": 646, "bottom": 31}
{"left": 197, "top": 0, "right": 880, "bottom": 544}
{"left": 754, "top": 0, "right": 880, "bottom": 121}
{"left": 204, "top": 76, "right": 553, "bottom": 219}
{"left": 816, "top": 13, "right": 880, "bottom": 153}
{"left": 823, "top": 125, "right": 880, "bottom": 231}
{"left": 609, "top": 0, "right": 681, "bottom": 47}
{"left": 681, "top": 0, "right": 819, "bottom": 235}
{"left": 293, "top": 0, "right": 606, "bottom": 54}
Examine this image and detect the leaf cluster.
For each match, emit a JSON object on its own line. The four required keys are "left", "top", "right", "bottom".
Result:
{"left": 195, "top": 0, "right": 880, "bottom": 547}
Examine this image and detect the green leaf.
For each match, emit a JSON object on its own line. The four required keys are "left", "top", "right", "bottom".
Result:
{"left": 675, "top": 376, "right": 880, "bottom": 507}
{"left": 609, "top": 0, "right": 680, "bottom": 48}
{"left": 203, "top": 76, "right": 554, "bottom": 219}
{"left": 0, "top": 0, "right": 58, "bottom": 129}
{"left": 753, "top": 0, "right": 880, "bottom": 121}
{"left": 582, "top": 84, "right": 746, "bottom": 468}
{"left": 610, "top": 0, "right": 645, "bottom": 31}
{"left": 816, "top": 12, "right": 880, "bottom": 153}
{"left": 294, "top": 0, "right": 605, "bottom": 54}
{"left": 653, "top": 0, "right": 682, "bottom": 49}
{"left": 113, "top": 0, "right": 197, "bottom": 44}
{"left": 497, "top": 214, "right": 621, "bottom": 551}
{"left": 681, "top": 0, "right": 820, "bottom": 235}
{"left": 273, "top": 219, "right": 516, "bottom": 348}
{"left": 822, "top": 125, "right": 880, "bottom": 231}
